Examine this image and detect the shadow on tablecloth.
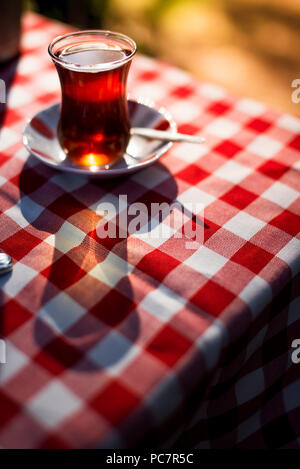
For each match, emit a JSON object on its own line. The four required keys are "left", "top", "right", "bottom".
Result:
{"left": 17, "top": 156, "right": 179, "bottom": 374}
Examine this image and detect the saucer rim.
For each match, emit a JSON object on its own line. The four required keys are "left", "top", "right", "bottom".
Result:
{"left": 22, "top": 98, "right": 177, "bottom": 178}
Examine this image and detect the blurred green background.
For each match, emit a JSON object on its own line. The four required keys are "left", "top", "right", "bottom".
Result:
{"left": 26, "top": 0, "right": 300, "bottom": 115}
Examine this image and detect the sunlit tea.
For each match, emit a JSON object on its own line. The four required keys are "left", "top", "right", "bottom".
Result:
{"left": 49, "top": 31, "right": 136, "bottom": 167}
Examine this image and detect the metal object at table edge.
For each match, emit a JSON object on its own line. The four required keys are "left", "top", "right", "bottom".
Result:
{"left": 0, "top": 252, "right": 13, "bottom": 276}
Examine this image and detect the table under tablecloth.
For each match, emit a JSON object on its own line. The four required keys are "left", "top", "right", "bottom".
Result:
{"left": 0, "top": 12, "right": 300, "bottom": 449}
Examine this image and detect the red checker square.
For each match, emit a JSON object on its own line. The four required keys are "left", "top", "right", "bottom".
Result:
{"left": 3, "top": 109, "right": 23, "bottom": 127}
{"left": 37, "top": 91, "right": 59, "bottom": 105}
{"left": 176, "top": 164, "right": 210, "bottom": 185}
{"left": 41, "top": 255, "right": 87, "bottom": 290}
{"left": 47, "top": 193, "right": 86, "bottom": 220}
{"left": 246, "top": 118, "right": 272, "bottom": 133}
{"left": 146, "top": 325, "right": 192, "bottom": 367}
{"left": 0, "top": 228, "right": 42, "bottom": 261}
{"left": 91, "top": 227, "right": 124, "bottom": 252}
{"left": 191, "top": 280, "right": 235, "bottom": 317}
{"left": 34, "top": 337, "right": 83, "bottom": 376}
{"left": 0, "top": 213, "right": 21, "bottom": 242}
{"left": 205, "top": 227, "right": 246, "bottom": 259}
{"left": 214, "top": 140, "right": 242, "bottom": 158}
{"left": 12, "top": 167, "right": 47, "bottom": 194}
{"left": 2, "top": 362, "right": 50, "bottom": 403}
{"left": 231, "top": 242, "right": 273, "bottom": 274}
{"left": 67, "top": 273, "right": 110, "bottom": 311}
{"left": 177, "top": 123, "right": 199, "bottom": 135}
{"left": 139, "top": 70, "right": 159, "bottom": 81}
{"left": 0, "top": 391, "right": 20, "bottom": 429}
{"left": 1, "top": 299, "right": 32, "bottom": 336}
{"left": 212, "top": 261, "right": 253, "bottom": 296}
{"left": 39, "top": 435, "right": 70, "bottom": 449}
{"left": 171, "top": 85, "right": 194, "bottom": 98}
{"left": 68, "top": 208, "right": 100, "bottom": 234}
{"left": 205, "top": 200, "right": 239, "bottom": 227}
{"left": 0, "top": 152, "right": 10, "bottom": 168}
{"left": 13, "top": 74, "right": 31, "bottom": 86}
{"left": 90, "top": 290, "right": 135, "bottom": 327}
{"left": 170, "top": 304, "right": 213, "bottom": 342}
{"left": 221, "top": 186, "right": 257, "bottom": 210}
{"left": 207, "top": 101, "right": 231, "bottom": 115}
{"left": 258, "top": 160, "right": 289, "bottom": 180}
{"left": 164, "top": 264, "right": 207, "bottom": 300}
{"left": 251, "top": 224, "right": 291, "bottom": 255}
{"left": 121, "top": 352, "right": 167, "bottom": 395}
{"left": 203, "top": 219, "right": 221, "bottom": 243}
{"left": 89, "top": 380, "right": 140, "bottom": 425}
{"left": 288, "top": 135, "right": 300, "bottom": 151}
{"left": 270, "top": 210, "right": 300, "bottom": 237}
{"left": 136, "top": 249, "right": 181, "bottom": 283}
{"left": 58, "top": 407, "right": 110, "bottom": 449}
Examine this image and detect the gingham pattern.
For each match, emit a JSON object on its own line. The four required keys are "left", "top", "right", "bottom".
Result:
{"left": 0, "top": 13, "right": 300, "bottom": 449}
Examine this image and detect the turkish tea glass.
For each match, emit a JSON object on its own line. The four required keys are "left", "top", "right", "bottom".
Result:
{"left": 48, "top": 30, "right": 136, "bottom": 167}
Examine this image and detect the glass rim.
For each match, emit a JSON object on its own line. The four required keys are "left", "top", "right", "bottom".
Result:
{"left": 48, "top": 29, "right": 137, "bottom": 72}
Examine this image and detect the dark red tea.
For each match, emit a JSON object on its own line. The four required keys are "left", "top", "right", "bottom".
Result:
{"left": 51, "top": 34, "right": 135, "bottom": 167}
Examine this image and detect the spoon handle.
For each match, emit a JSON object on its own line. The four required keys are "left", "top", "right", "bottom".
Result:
{"left": 131, "top": 127, "right": 205, "bottom": 144}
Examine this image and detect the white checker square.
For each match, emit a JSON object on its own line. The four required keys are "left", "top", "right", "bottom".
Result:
{"left": 18, "top": 55, "right": 43, "bottom": 75}
{"left": 239, "top": 275, "right": 272, "bottom": 318}
{"left": 36, "top": 70, "right": 60, "bottom": 93}
{"left": 168, "top": 100, "right": 200, "bottom": 123}
{"left": 177, "top": 187, "right": 215, "bottom": 209}
{"left": 38, "top": 293, "right": 86, "bottom": 334}
{"left": 0, "top": 175, "right": 7, "bottom": 187}
{"left": 6, "top": 197, "right": 44, "bottom": 227}
{"left": 223, "top": 212, "right": 266, "bottom": 241}
{"left": 163, "top": 68, "right": 190, "bottom": 85}
{"left": 22, "top": 30, "right": 51, "bottom": 48}
{"left": 247, "top": 135, "right": 282, "bottom": 159}
{"left": 7, "top": 85, "right": 33, "bottom": 109}
{"left": 283, "top": 380, "right": 300, "bottom": 412}
{"left": 200, "top": 83, "right": 226, "bottom": 100}
{"left": 235, "top": 368, "right": 265, "bottom": 405}
{"left": 27, "top": 381, "right": 82, "bottom": 429}
{"left": 89, "top": 331, "right": 140, "bottom": 375}
{"left": 51, "top": 173, "right": 88, "bottom": 192}
{"left": 0, "top": 262, "right": 37, "bottom": 296}
{"left": 288, "top": 297, "right": 300, "bottom": 326}
{"left": 89, "top": 252, "right": 134, "bottom": 288}
{"left": 215, "top": 160, "right": 252, "bottom": 184}
{"left": 15, "top": 147, "right": 31, "bottom": 162}
{"left": 184, "top": 246, "right": 228, "bottom": 278}
{"left": 131, "top": 165, "right": 170, "bottom": 189}
{"left": 134, "top": 82, "right": 166, "bottom": 101}
{"left": 147, "top": 373, "right": 182, "bottom": 424}
{"left": 235, "top": 98, "right": 266, "bottom": 116}
{"left": 205, "top": 117, "right": 240, "bottom": 139}
{"left": 140, "top": 284, "right": 186, "bottom": 322}
{"left": 262, "top": 181, "right": 299, "bottom": 209}
{"left": 172, "top": 142, "right": 209, "bottom": 162}
{"left": 132, "top": 216, "right": 176, "bottom": 248}
{"left": 44, "top": 221, "right": 86, "bottom": 254}
{"left": 196, "top": 320, "right": 227, "bottom": 370}
{"left": 0, "top": 128, "right": 20, "bottom": 150}
{"left": 277, "top": 238, "right": 300, "bottom": 275}
{"left": 90, "top": 193, "right": 127, "bottom": 217}
{"left": 0, "top": 341, "right": 29, "bottom": 384}
{"left": 277, "top": 114, "right": 300, "bottom": 134}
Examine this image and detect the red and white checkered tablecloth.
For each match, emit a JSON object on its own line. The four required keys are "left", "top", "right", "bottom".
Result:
{"left": 0, "top": 12, "right": 300, "bottom": 449}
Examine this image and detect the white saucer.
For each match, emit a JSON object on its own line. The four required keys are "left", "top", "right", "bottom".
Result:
{"left": 23, "top": 99, "right": 176, "bottom": 179}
